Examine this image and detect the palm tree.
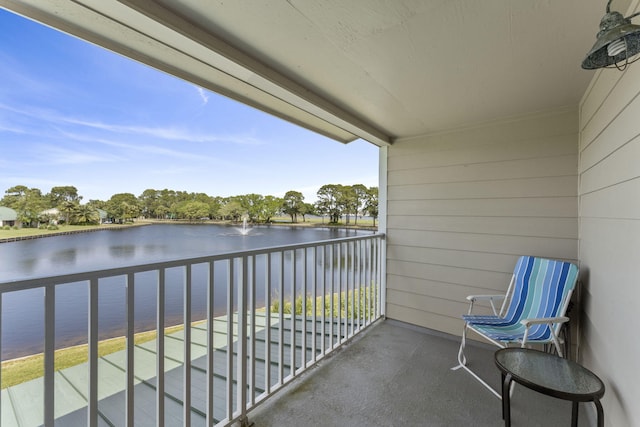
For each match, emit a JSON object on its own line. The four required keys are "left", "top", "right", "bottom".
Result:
{"left": 59, "top": 200, "right": 78, "bottom": 225}
{"left": 74, "top": 205, "right": 100, "bottom": 225}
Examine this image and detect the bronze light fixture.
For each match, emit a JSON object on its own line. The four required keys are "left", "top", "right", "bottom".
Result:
{"left": 582, "top": 0, "right": 640, "bottom": 70}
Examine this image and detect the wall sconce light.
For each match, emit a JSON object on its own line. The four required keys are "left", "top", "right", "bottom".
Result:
{"left": 582, "top": 0, "right": 640, "bottom": 70}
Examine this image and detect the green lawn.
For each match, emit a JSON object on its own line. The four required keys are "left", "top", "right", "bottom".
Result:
{"left": 0, "top": 219, "right": 375, "bottom": 240}
{"left": 0, "top": 223, "right": 144, "bottom": 239}
{"left": 269, "top": 216, "right": 377, "bottom": 227}
{"left": 1, "top": 324, "right": 189, "bottom": 389}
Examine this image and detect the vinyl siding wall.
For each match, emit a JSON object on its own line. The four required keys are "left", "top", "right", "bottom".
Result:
{"left": 385, "top": 109, "right": 579, "bottom": 336}
{"left": 579, "top": 17, "right": 640, "bottom": 425}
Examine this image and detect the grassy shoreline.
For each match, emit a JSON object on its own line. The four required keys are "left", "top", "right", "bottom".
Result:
{"left": 1, "top": 323, "right": 197, "bottom": 389}
{"left": 0, "top": 222, "right": 148, "bottom": 242}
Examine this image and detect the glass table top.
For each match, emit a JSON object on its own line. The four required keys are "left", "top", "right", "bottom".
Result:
{"left": 495, "top": 348, "right": 605, "bottom": 399}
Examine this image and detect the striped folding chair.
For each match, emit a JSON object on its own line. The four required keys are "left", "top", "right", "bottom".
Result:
{"left": 451, "top": 256, "right": 579, "bottom": 398}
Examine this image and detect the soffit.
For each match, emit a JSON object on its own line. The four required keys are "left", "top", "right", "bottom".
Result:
{"left": 0, "top": 0, "right": 627, "bottom": 145}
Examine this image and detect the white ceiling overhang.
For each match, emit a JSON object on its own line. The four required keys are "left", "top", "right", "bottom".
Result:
{"left": 0, "top": 0, "right": 625, "bottom": 146}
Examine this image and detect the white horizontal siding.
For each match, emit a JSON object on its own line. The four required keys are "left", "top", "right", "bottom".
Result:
{"left": 387, "top": 216, "right": 578, "bottom": 239}
{"left": 579, "top": 2, "right": 640, "bottom": 421}
{"left": 389, "top": 151, "right": 577, "bottom": 184}
{"left": 386, "top": 108, "right": 579, "bottom": 338}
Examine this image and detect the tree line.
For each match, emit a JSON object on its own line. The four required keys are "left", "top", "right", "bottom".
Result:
{"left": 0, "top": 184, "right": 378, "bottom": 227}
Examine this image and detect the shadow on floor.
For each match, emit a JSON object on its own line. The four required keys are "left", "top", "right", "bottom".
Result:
{"left": 249, "top": 319, "right": 593, "bottom": 427}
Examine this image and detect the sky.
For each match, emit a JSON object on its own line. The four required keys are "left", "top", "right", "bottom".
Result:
{"left": 0, "top": 9, "right": 379, "bottom": 204}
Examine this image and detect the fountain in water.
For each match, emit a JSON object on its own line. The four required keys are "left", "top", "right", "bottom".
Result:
{"left": 236, "top": 216, "right": 251, "bottom": 235}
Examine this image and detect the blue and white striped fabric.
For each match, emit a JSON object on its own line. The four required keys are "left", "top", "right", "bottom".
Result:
{"left": 463, "top": 256, "right": 578, "bottom": 343}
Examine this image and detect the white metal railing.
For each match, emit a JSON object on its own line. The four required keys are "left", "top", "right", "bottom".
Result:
{"left": 0, "top": 232, "right": 385, "bottom": 426}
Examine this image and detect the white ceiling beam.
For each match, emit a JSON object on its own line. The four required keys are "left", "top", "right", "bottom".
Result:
{"left": 0, "top": 0, "right": 392, "bottom": 146}
{"left": 116, "top": 0, "right": 392, "bottom": 146}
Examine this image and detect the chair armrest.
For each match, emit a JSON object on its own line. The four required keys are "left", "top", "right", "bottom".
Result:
{"left": 465, "top": 295, "right": 506, "bottom": 316}
{"left": 466, "top": 294, "right": 505, "bottom": 302}
{"left": 520, "top": 316, "right": 569, "bottom": 327}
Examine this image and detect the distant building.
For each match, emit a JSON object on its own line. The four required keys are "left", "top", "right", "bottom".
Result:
{"left": 0, "top": 206, "right": 18, "bottom": 227}
{"left": 40, "top": 208, "right": 61, "bottom": 225}
{"left": 96, "top": 208, "right": 108, "bottom": 224}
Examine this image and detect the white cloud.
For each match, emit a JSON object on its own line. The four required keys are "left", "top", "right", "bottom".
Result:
{"left": 196, "top": 87, "right": 209, "bottom": 105}
{"left": 37, "top": 144, "right": 124, "bottom": 165}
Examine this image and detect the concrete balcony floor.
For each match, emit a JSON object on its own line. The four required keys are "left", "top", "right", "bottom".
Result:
{"left": 250, "top": 319, "right": 593, "bottom": 427}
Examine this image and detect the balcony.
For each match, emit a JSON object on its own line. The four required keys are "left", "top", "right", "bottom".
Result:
{"left": 1, "top": 232, "right": 588, "bottom": 427}
{"left": 0, "top": 234, "right": 384, "bottom": 426}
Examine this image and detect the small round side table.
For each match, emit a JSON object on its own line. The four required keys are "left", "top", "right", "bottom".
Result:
{"left": 494, "top": 348, "right": 605, "bottom": 427}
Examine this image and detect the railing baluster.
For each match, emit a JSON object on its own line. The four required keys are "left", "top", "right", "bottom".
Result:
{"left": 125, "top": 273, "right": 135, "bottom": 427}
{"left": 278, "top": 252, "right": 284, "bottom": 385}
{"left": 302, "top": 248, "right": 307, "bottom": 369}
{"left": 361, "top": 240, "right": 365, "bottom": 330}
{"left": 372, "top": 238, "right": 377, "bottom": 321}
{"left": 320, "top": 246, "right": 326, "bottom": 356}
{"left": 206, "top": 262, "right": 214, "bottom": 427}
{"left": 126, "top": 273, "right": 135, "bottom": 427}
{"left": 44, "top": 285, "right": 55, "bottom": 427}
{"left": 250, "top": 255, "right": 256, "bottom": 406}
{"left": 88, "top": 278, "right": 99, "bottom": 427}
{"left": 377, "top": 236, "right": 383, "bottom": 318}
{"left": 350, "top": 241, "right": 355, "bottom": 337}
{"left": 365, "top": 240, "right": 370, "bottom": 326}
{"left": 0, "top": 293, "right": 2, "bottom": 410}
{"left": 264, "top": 253, "right": 271, "bottom": 395}
{"left": 358, "top": 239, "right": 363, "bottom": 331}
{"left": 290, "top": 250, "right": 296, "bottom": 376}
{"left": 226, "top": 260, "right": 234, "bottom": 421}
{"left": 337, "top": 243, "right": 342, "bottom": 345}
{"left": 370, "top": 239, "right": 374, "bottom": 321}
{"left": 157, "top": 269, "right": 166, "bottom": 427}
{"left": 183, "top": 266, "right": 192, "bottom": 427}
{"left": 369, "top": 239, "right": 373, "bottom": 322}
{"left": 311, "top": 246, "right": 317, "bottom": 363}
{"left": 329, "top": 244, "right": 334, "bottom": 350}
{"left": 365, "top": 240, "right": 370, "bottom": 323}
{"left": 238, "top": 257, "right": 248, "bottom": 424}
{"left": 355, "top": 241, "right": 360, "bottom": 333}
{"left": 373, "top": 238, "right": 378, "bottom": 319}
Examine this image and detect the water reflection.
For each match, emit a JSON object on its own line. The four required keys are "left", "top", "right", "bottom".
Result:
{"left": 108, "top": 244, "right": 136, "bottom": 258}
{"left": 51, "top": 248, "right": 77, "bottom": 265}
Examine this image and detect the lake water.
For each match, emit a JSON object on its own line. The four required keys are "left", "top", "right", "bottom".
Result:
{"left": 0, "top": 224, "right": 369, "bottom": 359}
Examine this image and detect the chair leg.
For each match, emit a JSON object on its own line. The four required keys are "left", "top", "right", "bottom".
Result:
{"left": 452, "top": 324, "right": 468, "bottom": 370}
{"left": 451, "top": 325, "right": 502, "bottom": 399}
